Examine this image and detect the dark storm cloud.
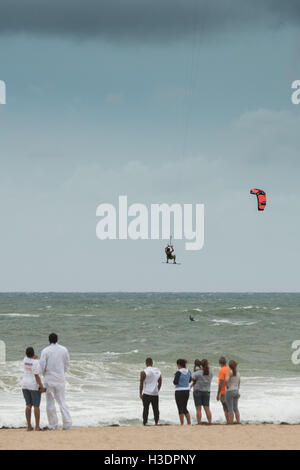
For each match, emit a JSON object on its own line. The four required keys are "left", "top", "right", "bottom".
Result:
{"left": 0, "top": 0, "right": 299, "bottom": 41}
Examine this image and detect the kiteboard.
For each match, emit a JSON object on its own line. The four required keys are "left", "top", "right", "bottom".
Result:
{"left": 162, "top": 262, "right": 181, "bottom": 265}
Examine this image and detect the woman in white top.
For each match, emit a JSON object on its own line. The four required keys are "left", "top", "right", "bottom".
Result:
{"left": 225, "top": 360, "right": 240, "bottom": 425}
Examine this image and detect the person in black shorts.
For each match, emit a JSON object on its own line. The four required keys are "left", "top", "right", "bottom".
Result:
{"left": 165, "top": 245, "right": 176, "bottom": 264}
{"left": 21, "top": 347, "right": 46, "bottom": 431}
{"left": 173, "top": 359, "right": 192, "bottom": 425}
{"left": 191, "top": 359, "right": 213, "bottom": 424}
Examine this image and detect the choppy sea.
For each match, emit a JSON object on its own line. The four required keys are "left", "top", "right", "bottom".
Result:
{"left": 1, "top": 292, "right": 300, "bottom": 427}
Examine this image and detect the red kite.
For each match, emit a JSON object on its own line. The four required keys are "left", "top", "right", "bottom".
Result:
{"left": 250, "top": 188, "right": 266, "bottom": 211}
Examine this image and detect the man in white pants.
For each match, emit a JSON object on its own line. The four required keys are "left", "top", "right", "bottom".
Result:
{"left": 40, "top": 333, "right": 72, "bottom": 430}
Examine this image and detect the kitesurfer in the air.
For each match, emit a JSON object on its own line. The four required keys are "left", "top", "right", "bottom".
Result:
{"left": 165, "top": 245, "right": 176, "bottom": 264}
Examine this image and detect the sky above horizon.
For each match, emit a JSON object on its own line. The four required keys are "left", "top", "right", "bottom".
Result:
{"left": 0, "top": 0, "right": 299, "bottom": 292}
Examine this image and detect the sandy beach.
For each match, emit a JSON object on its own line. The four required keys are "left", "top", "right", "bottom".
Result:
{"left": 1, "top": 424, "right": 300, "bottom": 450}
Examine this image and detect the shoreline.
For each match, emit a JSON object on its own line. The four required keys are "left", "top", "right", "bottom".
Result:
{"left": 1, "top": 420, "right": 297, "bottom": 429}
{"left": 1, "top": 424, "right": 300, "bottom": 450}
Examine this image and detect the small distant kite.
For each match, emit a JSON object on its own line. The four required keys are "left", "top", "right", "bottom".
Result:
{"left": 250, "top": 188, "right": 266, "bottom": 211}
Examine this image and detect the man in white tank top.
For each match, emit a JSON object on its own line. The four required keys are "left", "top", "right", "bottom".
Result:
{"left": 139, "top": 357, "right": 162, "bottom": 425}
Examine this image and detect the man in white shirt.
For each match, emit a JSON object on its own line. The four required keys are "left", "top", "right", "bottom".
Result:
{"left": 40, "top": 333, "right": 72, "bottom": 430}
{"left": 139, "top": 357, "right": 162, "bottom": 425}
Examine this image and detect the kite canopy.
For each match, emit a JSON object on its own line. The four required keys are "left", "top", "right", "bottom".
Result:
{"left": 250, "top": 188, "right": 266, "bottom": 211}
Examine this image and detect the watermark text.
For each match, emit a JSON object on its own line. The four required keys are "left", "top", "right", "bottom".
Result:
{"left": 96, "top": 196, "right": 204, "bottom": 251}
{"left": 291, "top": 340, "right": 300, "bottom": 365}
{"left": 291, "top": 80, "right": 300, "bottom": 105}
{"left": 0, "top": 80, "right": 6, "bottom": 104}
{"left": 0, "top": 340, "right": 6, "bottom": 362}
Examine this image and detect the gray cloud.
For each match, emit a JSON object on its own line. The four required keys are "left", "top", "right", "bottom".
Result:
{"left": 0, "top": 0, "right": 299, "bottom": 41}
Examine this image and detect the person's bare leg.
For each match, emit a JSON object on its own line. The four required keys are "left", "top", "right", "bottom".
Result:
{"left": 179, "top": 413, "right": 184, "bottom": 425}
{"left": 234, "top": 410, "right": 240, "bottom": 424}
{"left": 25, "top": 405, "right": 33, "bottom": 431}
{"left": 185, "top": 412, "right": 191, "bottom": 425}
{"left": 34, "top": 406, "right": 41, "bottom": 430}
{"left": 196, "top": 406, "right": 202, "bottom": 424}
{"left": 221, "top": 396, "right": 230, "bottom": 423}
{"left": 204, "top": 406, "right": 212, "bottom": 424}
{"left": 227, "top": 413, "right": 234, "bottom": 424}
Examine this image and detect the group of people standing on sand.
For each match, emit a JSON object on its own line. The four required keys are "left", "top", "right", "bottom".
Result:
{"left": 139, "top": 356, "right": 240, "bottom": 426}
{"left": 22, "top": 334, "right": 240, "bottom": 430}
{"left": 21, "top": 333, "right": 72, "bottom": 431}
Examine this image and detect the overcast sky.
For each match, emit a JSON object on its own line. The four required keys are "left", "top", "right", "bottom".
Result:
{"left": 0, "top": 1, "right": 299, "bottom": 291}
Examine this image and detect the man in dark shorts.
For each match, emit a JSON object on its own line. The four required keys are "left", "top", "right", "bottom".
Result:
{"left": 21, "top": 347, "right": 46, "bottom": 431}
{"left": 216, "top": 356, "right": 230, "bottom": 424}
{"left": 165, "top": 245, "right": 176, "bottom": 264}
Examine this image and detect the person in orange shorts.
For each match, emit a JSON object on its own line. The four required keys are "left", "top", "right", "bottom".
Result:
{"left": 216, "top": 356, "right": 230, "bottom": 423}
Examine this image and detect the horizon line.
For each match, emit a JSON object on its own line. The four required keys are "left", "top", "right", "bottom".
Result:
{"left": 0, "top": 291, "right": 299, "bottom": 294}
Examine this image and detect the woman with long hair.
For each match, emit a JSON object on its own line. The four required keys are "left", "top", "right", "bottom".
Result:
{"left": 190, "top": 358, "right": 213, "bottom": 424}
{"left": 225, "top": 360, "right": 240, "bottom": 424}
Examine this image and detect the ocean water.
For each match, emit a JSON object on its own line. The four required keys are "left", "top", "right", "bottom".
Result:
{"left": 0, "top": 292, "right": 300, "bottom": 427}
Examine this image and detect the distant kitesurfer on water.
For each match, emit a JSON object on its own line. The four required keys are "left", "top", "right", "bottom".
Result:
{"left": 165, "top": 244, "right": 176, "bottom": 264}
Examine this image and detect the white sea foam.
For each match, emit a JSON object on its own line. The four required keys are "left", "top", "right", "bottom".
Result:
{"left": 0, "top": 313, "right": 40, "bottom": 318}
{"left": 103, "top": 350, "right": 139, "bottom": 357}
{"left": 0, "top": 293, "right": 299, "bottom": 427}
{"left": 227, "top": 306, "right": 254, "bottom": 310}
{"left": 227, "top": 306, "right": 268, "bottom": 311}
{"left": 1, "top": 361, "right": 300, "bottom": 427}
{"left": 210, "top": 318, "right": 258, "bottom": 326}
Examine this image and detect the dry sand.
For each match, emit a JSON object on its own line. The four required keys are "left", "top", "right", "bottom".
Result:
{"left": 1, "top": 424, "right": 300, "bottom": 450}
